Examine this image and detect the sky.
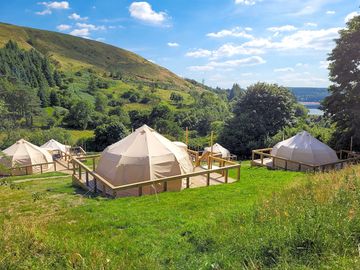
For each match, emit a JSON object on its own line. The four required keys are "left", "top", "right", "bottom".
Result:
{"left": 0, "top": 0, "right": 359, "bottom": 88}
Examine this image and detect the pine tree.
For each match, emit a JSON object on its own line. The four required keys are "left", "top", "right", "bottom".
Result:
{"left": 53, "top": 70, "right": 62, "bottom": 87}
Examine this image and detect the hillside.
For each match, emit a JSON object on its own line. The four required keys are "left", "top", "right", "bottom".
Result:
{"left": 0, "top": 22, "right": 230, "bottom": 151}
{"left": 0, "top": 22, "right": 191, "bottom": 90}
{"left": 289, "top": 87, "right": 329, "bottom": 103}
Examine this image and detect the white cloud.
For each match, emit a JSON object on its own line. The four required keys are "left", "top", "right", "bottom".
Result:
{"left": 68, "top": 13, "right": 88, "bottom": 21}
{"left": 96, "top": 37, "right": 106, "bottom": 42}
{"left": 56, "top": 24, "right": 71, "bottom": 31}
{"left": 305, "top": 22, "right": 317, "bottom": 27}
{"left": 267, "top": 25, "right": 297, "bottom": 32}
{"left": 326, "top": 10, "right": 336, "bottom": 15}
{"left": 167, "top": 42, "right": 179, "bottom": 47}
{"left": 187, "top": 65, "right": 214, "bottom": 71}
{"left": 296, "top": 63, "right": 309, "bottom": 67}
{"left": 278, "top": 72, "right": 328, "bottom": 87}
{"left": 185, "top": 49, "right": 212, "bottom": 58}
{"left": 36, "top": 1, "right": 69, "bottom": 15}
{"left": 129, "top": 2, "right": 168, "bottom": 25}
{"left": 186, "top": 43, "right": 264, "bottom": 60}
{"left": 207, "top": 27, "right": 253, "bottom": 39}
{"left": 188, "top": 56, "right": 266, "bottom": 72}
{"left": 320, "top": 60, "right": 330, "bottom": 69}
{"left": 75, "top": 23, "right": 106, "bottom": 31}
{"left": 274, "top": 67, "right": 294, "bottom": 72}
{"left": 234, "top": 0, "right": 258, "bottom": 6}
{"left": 70, "top": 28, "right": 90, "bottom": 37}
{"left": 243, "top": 28, "right": 340, "bottom": 51}
{"left": 345, "top": 11, "right": 360, "bottom": 23}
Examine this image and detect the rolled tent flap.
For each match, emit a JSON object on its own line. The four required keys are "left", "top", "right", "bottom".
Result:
{"left": 95, "top": 125, "right": 194, "bottom": 196}
{"left": 204, "top": 143, "right": 231, "bottom": 158}
{"left": 0, "top": 139, "right": 53, "bottom": 175}
{"left": 271, "top": 131, "right": 339, "bottom": 170}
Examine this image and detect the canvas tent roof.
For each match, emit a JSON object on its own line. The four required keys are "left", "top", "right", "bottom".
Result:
{"left": 95, "top": 125, "right": 194, "bottom": 191}
{"left": 40, "top": 139, "right": 70, "bottom": 153}
{"left": 0, "top": 139, "right": 53, "bottom": 173}
{"left": 204, "top": 143, "right": 231, "bottom": 158}
{"left": 271, "top": 131, "right": 339, "bottom": 166}
{"left": 173, "top": 141, "right": 188, "bottom": 151}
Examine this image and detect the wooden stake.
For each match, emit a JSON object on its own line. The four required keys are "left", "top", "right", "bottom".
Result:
{"left": 350, "top": 136, "right": 353, "bottom": 152}
{"left": 185, "top": 127, "right": 189, "bottom": 147}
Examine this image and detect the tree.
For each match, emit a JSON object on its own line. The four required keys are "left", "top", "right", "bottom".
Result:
{"left": 170, "top": 92, "right": 184, "bottom": 104}
{"left": 49, "top": 90, "right": 60, "bottom": 106}
{"left": 228, "top": 83, "right": 243, "bottom": 100}
{"left": 323, "top": 15, "right": 360, "bottom": 151}
{"left": 87, "top": 75, "right": 97, "bottom": 94}
{"left": 94, "top": 93, "right": 107, "bottom": 112}
{"left": 66, "top": 100, "right": 93, "bottom": 130}
{"left": 94, "top": 121, "right": 129, "bottom": 151}
{"left": 219, "top": 82, "right": 296, "bottom": 157}
{"left": 53, "top": 70, "right": 62, "bottom": 87}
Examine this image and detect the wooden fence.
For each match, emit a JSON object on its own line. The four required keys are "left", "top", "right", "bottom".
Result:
{"left": 6, "top": 161, "right": 57, "bottom": 176}
{"left": 251, "top": 148, "right": 360, "bottom": 172}
{"left": 72, "top": 154, "right": 241, "bottom": 198}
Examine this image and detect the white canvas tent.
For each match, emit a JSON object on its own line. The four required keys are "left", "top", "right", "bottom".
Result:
{"left": 271, "top": 131, "right": 339, "bottom": 171}
{"left": 96, "top": 125, "right": 194, "bottom": 196}
{"left": 40, "top": 139, "right": 70, "bottom": 154}
{"left": 173, "top": 141, "right": 188, "bottom": 151}
{"left": 0, "top": 139, "right": 53, "bottom": 175}
{"left": 204, "top": 143, "right": 231, "bottom": 159}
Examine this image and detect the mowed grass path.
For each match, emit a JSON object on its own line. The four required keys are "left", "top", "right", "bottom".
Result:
{"left": 0, "top": 163, "right": 309, "bottom": 269}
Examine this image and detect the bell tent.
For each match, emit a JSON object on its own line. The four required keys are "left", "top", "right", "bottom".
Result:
{"left": 271, "top": 131, "right": 339, "bottom": 170}
{"left": 204, "top": 143, "right": 231, "bottom": 159}
{"left": 41, "top": 139, "right": 70, "bottom": 153}
{"left": 173, "top": 141, "right": 188, "bottom": 151}
{"left": 0, "top": 139, "right": 53, "bottom": 175}
{"left": 95, "top": 125, "right": 194, "bottom": 196}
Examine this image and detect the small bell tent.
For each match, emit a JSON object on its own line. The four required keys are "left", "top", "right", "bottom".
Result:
{"left": 204, "top": 143, "right": 231, "bottom": 159}
{"left": 95, "top": 125, "right": 194, "bottom": 196}
{"left": 41, "top": 139, "right": 70, "bottom": 154}
{"left": 271, "top": 131, "right": 339, "bottom": 171}
{"left": 0, "top": 139, "right": 53, "bottom": 175}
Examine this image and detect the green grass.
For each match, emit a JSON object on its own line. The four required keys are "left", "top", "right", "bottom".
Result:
{"left": 1, "top": 163, "right": 360, "bottom": 269}
{"left": 67, "top": 129, "right": 94, "bottom": 142}
{"left": 0, "top": 171, "right": 67, "bottom": 182}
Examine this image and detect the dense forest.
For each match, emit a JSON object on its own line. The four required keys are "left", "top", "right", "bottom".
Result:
{"left": 0, "top": 15, "right": 359, "bottom": 156}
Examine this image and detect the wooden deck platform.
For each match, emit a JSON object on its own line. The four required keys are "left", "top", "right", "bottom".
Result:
{"left": 74, "top": 166, "right": 236, "bottom": 196}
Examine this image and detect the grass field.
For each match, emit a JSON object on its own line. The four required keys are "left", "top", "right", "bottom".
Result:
{"left": 1, "top": 163, "right": 360, "bottom": 269}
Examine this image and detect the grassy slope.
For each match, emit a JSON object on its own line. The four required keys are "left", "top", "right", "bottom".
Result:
{"left": 0, "top": 22, "right": 190, "bottom": 89}
{"left": 2, "top": 164, "right": 360, "bottom": 269}
{"left": 1, "top": 162, "right": 302, "bottom": 269}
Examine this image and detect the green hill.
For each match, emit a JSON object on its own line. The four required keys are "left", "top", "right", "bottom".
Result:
{"left": 0, "top": 22, "right": 191, "bottom": 89}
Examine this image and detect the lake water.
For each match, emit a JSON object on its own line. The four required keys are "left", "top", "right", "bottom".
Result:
{"left": 300, "top": 102, "right": 324, "bottom": 116}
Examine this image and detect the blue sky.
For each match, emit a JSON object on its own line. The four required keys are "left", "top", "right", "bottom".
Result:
{"left": 0, "top": 0, "right": 359, "bottom": 88}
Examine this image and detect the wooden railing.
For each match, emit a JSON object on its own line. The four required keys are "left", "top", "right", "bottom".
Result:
{"left": 252, "top": 148, "right": 360, "bottom": 172}
{"left": 71, "top": 155, "right": 241, "bottom": 198}
{"left": 69, "top": 146, "right": 86, "bottom": 157}
{"left": 187, "top": 149, "right": 200, "bottom": 166}
{"left": 7, "top": 161, "right": 57, "bottom": 176}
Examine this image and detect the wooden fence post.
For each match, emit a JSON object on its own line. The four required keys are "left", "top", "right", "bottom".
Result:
{"left": 92, "top": 157, "right": 96, "bottom": 171}
{"left": 224, "top": 169, "right": 228, "bottom": 184}
{"left": 237, "top": 165, "right": 241, "bottom": 181}
{"left": 86, "top": 171, "right": 89, "bottom": 186}
{"left": 206, "top": 172, "right": 210, "bottom": 186}
{"left": 138, "top": 186, "right": 142, "bottom": 196}
{"left": 54, "top": 161, "right": 57, "bottom": 172}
